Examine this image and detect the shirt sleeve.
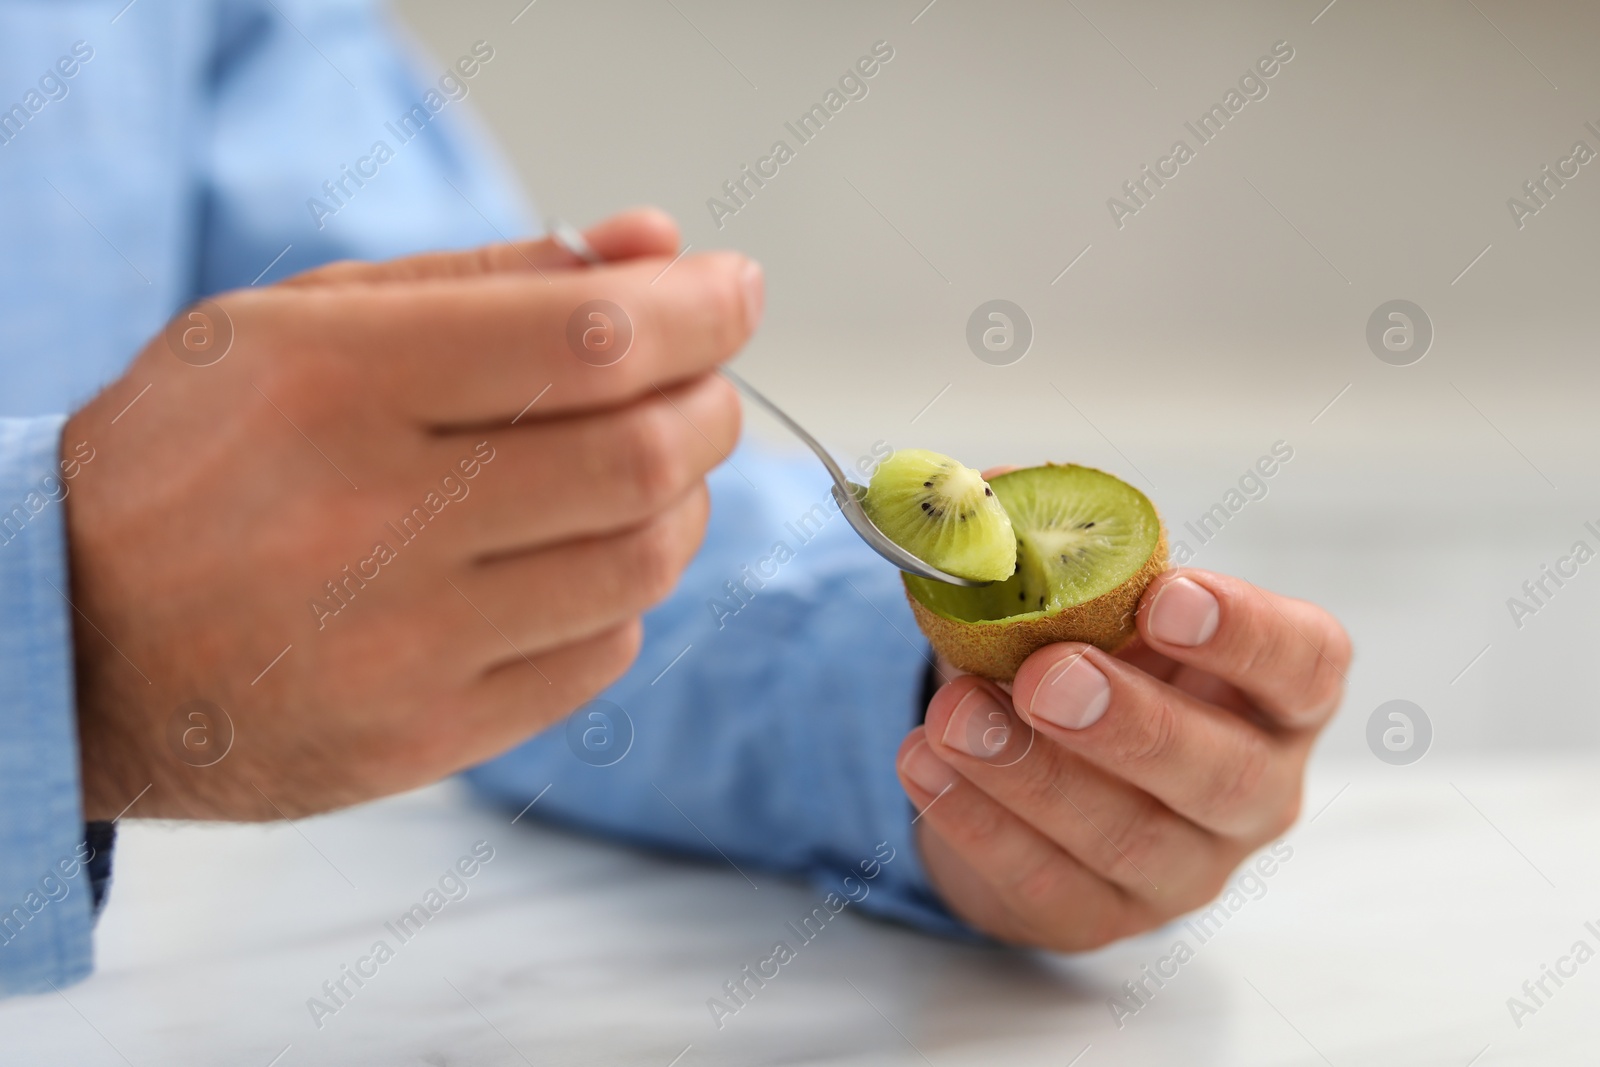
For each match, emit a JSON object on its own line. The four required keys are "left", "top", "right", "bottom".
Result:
{"left": 0, "top": 0, "right": 533, "bottom": 1000}
{"left": 0, "top": 417, "right": 98, "bottom": 996}
{"left": 465, "top": 445, "right": 976, "bottom": 939}
{"left": 194, "top": 0, "right": 533, "bottom": 294}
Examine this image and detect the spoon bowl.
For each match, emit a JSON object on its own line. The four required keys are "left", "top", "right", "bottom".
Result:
{"left": 547, "top": 218, "right": 990, "bottom": 588}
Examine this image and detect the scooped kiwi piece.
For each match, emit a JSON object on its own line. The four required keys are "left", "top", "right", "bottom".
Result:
{"left": 904, "top": 464, "right": 1166, "bottom": 680}
{"left": 862, "top": 449, "right": 1017, "bottom": 582}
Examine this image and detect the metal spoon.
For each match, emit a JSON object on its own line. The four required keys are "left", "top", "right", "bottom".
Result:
{"left": 546, "top": 219, "right": 989, "bottom": 588}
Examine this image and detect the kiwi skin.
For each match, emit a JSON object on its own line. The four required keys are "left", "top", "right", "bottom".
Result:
{"left": 904, "top": 477, "right": 1169, "bottom": 682}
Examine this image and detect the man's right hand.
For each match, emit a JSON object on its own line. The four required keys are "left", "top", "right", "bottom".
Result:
{"left": 62, "top": 209, "right": 758, "bottom": 822}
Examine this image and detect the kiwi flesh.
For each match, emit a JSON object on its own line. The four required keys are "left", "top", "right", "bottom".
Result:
{"left": 862, "top": 449, "right": 1017, "bottom": 582}
{"left": 904, "top": 463, "right": 1167, "bottom": 681}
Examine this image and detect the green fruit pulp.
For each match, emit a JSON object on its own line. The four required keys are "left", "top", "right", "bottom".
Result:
{"left": 906, "top": 464, "right": 1161, "bottom": 623}
{"left": 862, "top": 449, "right": 1016, "bottom": 582}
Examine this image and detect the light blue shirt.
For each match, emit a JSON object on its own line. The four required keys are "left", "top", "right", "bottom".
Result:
{"left": 0, "top": 0, "right": 957, "bottom": 996}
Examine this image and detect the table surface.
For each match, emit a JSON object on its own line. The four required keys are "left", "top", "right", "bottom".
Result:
{"left": 5, "top": 756, "right": 1598, "bottom": 1066}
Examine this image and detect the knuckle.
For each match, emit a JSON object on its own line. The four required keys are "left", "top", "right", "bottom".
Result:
{"left": 279, "top": 257, "right": 360, "bottom": 287}
{"left": 951, "top": 789, "right": 1008, "bottom": 846}
{"left": 253, "top": 339, "right": 362, "bottom": 429}
{"left": 1115, "top": 695, "right": 1181, "bottom": 772}
{"left": 707, "top": 372, "right": 743, "bottom": 446}
{"left": 677, "top": 482, "right": 713, "bottom": 558}
{"left": 1206, "top": 734, "right": 1274, "bottom": 829}
{"left": 1188, "top": 865, "right": 1236, "bottom": 912}
{"left": 1009, "top": 850, "right": 1070, "bottom": 916}
{"left": 617, "top": 405, "right": 684, "bottom": 507}
{"left": 1264, "top": 789, "right": 1303, "bottom": 839}
{"left": 1007, "top": 744, "right": 1064, "bottom": 811}
{"left": 623, "top": 520, "right": 682, "bottom": 606}
{"left": 1301, "top": 654, "right": 1347, "bottom": 718}
{"left": 588, "top": 619, "right": 644, "bottom": 689}
{"left": 1274, "top": 621, "right": 1346, "bottom": 720}
{"left": 1097, "top": 794, "right": 1168, "bottom": 875}
{"left": 1216, "top": 587, "right": 1279, "bottom": 667}
{"left": 316, "top": 256, "right": 366, "bottom": 278}
{"left": 699, "top": 257, "right": 748, "bottom": 356}
{"left": 615, "top": 617, "right": 646, "bottom": 661}
{"left": 254, "top": 344, "right": 323, "bottom": 407}
{"left": 984, "top": 829, "right": 1139, "bottom": 953}
{"left": 1229, "top": 630, "right": 1269, "bottom": 684}
{"left": 1064, "top": 904, "right": 1131, "bottom": 952}
{"left": 938, "top": 790, "right": 1011, "bottom": 858}
{"left": 1324, "top": 615, "right": 1354, "bottom": 672}
{"left": 1303, "top": 617, "right": 1354, "bottom": 714}
{"left": 464, "top": 245, "right": 504, "bottom": 276}
{"left": 1233, "top": 594, "right": 1352, "bottom": 721}
{"left": 1236, "top": 614, "right": 1306, "bottom": 707}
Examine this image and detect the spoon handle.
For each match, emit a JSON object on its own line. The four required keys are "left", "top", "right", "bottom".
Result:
{"left": 542, "top": 218, "right": 986, "bottom": 588}
{"left": 718, "top": 367, "right": 988, "bottom": 588}
{"left": 716, "top": 367, "right": 857, "bottom": 498}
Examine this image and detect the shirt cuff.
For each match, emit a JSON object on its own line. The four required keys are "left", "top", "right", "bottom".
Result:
{"left": 0, "top": 416, "right": 97, "bottom": 995}
{"left": 84, "top": 822, "right": 116, "bottom": 915}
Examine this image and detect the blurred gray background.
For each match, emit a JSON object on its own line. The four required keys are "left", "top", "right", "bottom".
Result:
{"left": 395, "top": 0, "right": 1600, "bottom": 760}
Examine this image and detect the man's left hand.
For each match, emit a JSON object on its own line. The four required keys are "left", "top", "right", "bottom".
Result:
{"left": 896, "top": 568, "right": 1350, "bottom": 950}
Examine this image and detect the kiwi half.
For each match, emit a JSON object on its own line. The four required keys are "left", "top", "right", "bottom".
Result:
{"left": 904, "top": 464, "right": 1167, "bottom": 681}
{"left": 862, "top": 449, "right": 1017, "bottom": 582}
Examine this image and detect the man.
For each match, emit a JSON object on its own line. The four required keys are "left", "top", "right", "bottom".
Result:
{"left": 0, "top": 0, "right": 1349, "bottom": 995}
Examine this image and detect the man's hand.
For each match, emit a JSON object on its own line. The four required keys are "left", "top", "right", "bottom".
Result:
{"left": 896, "top": 568, "right": 1350, "bottom": 950}
{"left": 65, "top": 210, "right": 759, "bottom": 821}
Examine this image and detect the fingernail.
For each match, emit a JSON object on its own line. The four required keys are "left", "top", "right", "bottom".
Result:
{"left": 1148, "top": 577, "right": 1220, "bottom": 647}
{"left": 941, "top": 686, "right": 1012, "bottom": 759}
{"left": 741, "top": 259, "right": 764, "bottom": 332}
{"left": 901, "top": 738, "right": 960, "bottom": 795}
{"left": 1029, "top": 654, "right": 1111, "bottom": 731}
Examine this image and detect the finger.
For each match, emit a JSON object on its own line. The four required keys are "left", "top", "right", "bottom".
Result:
{"left": 281, "top": 208, "right": 682, "bottom": 287}
{"left": 546, "top": 208, "right": 681, "bottom": 266}
{"left": 1137, "top": 569, "right": 1351, "bottom": 729}
{"left": 922, "top": 675, "right": 1222, "bottom": 901}
{"left": 907, "top": 823, "right": 1027, "bottom": 942}
{"left": 446, "top": 482, "right": 709, "bottom": 665}
{"left": 896, "top": 730, "right": 1147, "bottom": 952}
{"left": 1012, "top": 644, "right": 1299, "bottom": 837}
{"left": 979, "top": 465, "right": 1019, "bottom": 479}
{"left": 444, "top": 619, "right": 646, "bottom": 772}
{"left": 360, "top": 250, "right": 762, "bottom": 424}
{"left": 429, "top": 373, "right": 739, "bottom": 555}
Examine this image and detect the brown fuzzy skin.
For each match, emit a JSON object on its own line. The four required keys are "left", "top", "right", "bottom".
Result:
{"left": 906, "top": 528, "right": 1168, "bottom": 682}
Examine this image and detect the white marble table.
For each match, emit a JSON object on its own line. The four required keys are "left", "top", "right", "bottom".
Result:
{"left": 6, "top": 756, "right": 1598, "bottom": 1066}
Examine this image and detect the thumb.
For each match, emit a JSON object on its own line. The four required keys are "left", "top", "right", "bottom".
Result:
{"left": 279, "top": 207, "right": 682, "bottom": 287}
